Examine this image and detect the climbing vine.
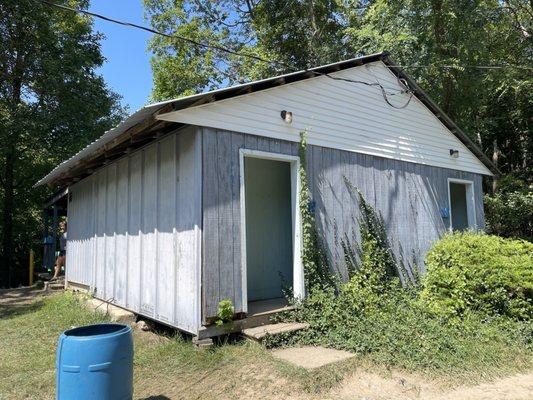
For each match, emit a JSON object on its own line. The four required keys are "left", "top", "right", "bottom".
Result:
{"left": 298, "top": 131, "right": 413, "bottom": 294}
{"left": 341, "top": 180, "right": 414, "bottom": 287}
{"left": 298, "top": 131, "right": 335, "bottom": 293}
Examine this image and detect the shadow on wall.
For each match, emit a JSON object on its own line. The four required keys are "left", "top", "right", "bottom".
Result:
{"left": 308, "top": 144, "right": 482, "bottom": 281}
{"left": 66, "top": 129, "right": 484, "bottom": 299}
{"left": 67, "top": 129, "right": 201, "bottom": 246}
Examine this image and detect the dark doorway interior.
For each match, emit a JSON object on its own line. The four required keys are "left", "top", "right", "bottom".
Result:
{"left": 450, "top": 182, "right": 469, "bottom": 231}
{"left": 244, "top": 157, "right": 293, "bottom": 303}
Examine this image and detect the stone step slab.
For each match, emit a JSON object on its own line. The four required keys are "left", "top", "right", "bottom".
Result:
{"left": 242, "top": 322, "right": 309, "bottom": 340}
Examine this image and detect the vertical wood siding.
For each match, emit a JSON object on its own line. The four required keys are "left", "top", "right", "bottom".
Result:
{"left": 201, "top": 128, "right": 485, "bottom": 321}
{"left": 66, "top": 127, "right": 202, "bottom": 334}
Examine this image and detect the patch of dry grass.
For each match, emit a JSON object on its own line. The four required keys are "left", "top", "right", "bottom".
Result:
{"left": 1, "top": 291, "right": 531, "bottom": 400}
{"left": 0, "top": 292, "right": 325, "bottom": 400}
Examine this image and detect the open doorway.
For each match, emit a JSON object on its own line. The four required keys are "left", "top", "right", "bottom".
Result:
{"left": 448, "top": 179, "right": 476, "bottom": 231}
{"left": 239, "top": 149, "right": 304, "bottom": 315}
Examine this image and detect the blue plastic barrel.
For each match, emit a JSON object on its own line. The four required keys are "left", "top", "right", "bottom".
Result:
{"left": 56, "top": 324, "right": 133, "bottom": 400}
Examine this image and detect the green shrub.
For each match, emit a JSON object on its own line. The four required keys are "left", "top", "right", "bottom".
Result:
{"left": 485, "top": 190, "right": 533, "bottom": 240}
{"left": 484, "top": 171, "right": 532, "bottom": 240}
{"left": 288, "top": 277, "right": 532, "bottom": 377}
{"left": 283, "top": 193, "right": 533, "bottom": 377}
{"left": 422, "top": 232, "right": 533, "bottom": 319}
{"left": 215, "top": 299, "right": 234, "bottom": 326}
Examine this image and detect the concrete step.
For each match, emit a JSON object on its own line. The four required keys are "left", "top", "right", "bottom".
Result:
{"left": 44, "top": 280, "right": 64, "bottom": 291}
{"left": 196, "top": 303, "right": 296, "bottom": 340}
{"left": 243, "top": 322, "right": 309, "bottom": 341}
{"left": 86, "top": 298, "right": 136, "bottom": 325}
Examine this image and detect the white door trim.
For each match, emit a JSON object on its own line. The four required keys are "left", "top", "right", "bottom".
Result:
{"left": 447, "top": 178, "right": 477, "bottom": 231}
{"left": 239, "top": 149, "right": 304, "bottom": 314}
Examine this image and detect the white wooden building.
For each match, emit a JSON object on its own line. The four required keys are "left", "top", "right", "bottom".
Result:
{"left": 37, "top": 53, "right": 497, "bottom": 338}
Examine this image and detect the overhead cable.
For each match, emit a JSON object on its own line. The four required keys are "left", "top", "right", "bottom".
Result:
{"left": 39, "top": 0, "right": 417, "bottom": 108}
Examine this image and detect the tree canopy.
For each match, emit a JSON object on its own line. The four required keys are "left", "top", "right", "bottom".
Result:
{"left": 145, "top": 0, "right": 532, "bottom": 176}
{"left": 0, "top": 0, "right": 530, "bottom": 287}
{"left": 0, "top": 0, "right": 124, "bottom": 287}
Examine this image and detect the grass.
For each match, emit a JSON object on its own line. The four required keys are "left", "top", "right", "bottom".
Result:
{"left": 0, "top": 292, "right": 342, "bottom": 400}
{"left": 0, "top": 291, "right": 531, "bottom": 399}
{"left": 0, "top": 292, "right": 109, "bottom": 399}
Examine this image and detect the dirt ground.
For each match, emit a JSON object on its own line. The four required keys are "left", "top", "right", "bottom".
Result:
{"left": 331, "top": 370, "right": 533, "bottom": 400}
{"left": 1, "top": 287, "right": 532, "bottom": 400}
{"left": 0, "top": 284, "right": 48, "bottom": 310}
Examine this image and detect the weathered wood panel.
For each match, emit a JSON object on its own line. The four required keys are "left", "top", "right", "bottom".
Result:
{"left": 95, "top": 170, "right": 107, "bottom": 298}
{"left": 105, "top": 164, "right": 117, "bottom": 301}
{"left": 115, "top": 158, "right": 129, "bottom": 306}
{"left": 141, "top": 144, "right": 157, "bottom": 316}
{"left": 176, "top": 130, "right": 202, "bottom": 333}
{"left": 201, "top": 129, "right": 486, "bottom": 320}
{"left": 157, "top": 135, "right": 176, "bottom": 323}
{"left": 127, "top": 152, "right": 142, "bottom": 310}
{"left": 230, "top": 132, "right": 245, "bottom": 312}
{"left": 66, "top": 126, "right": 202, "bottom": 334}
{"left": 202, "top": 128, "right": 220, "bottom": 322}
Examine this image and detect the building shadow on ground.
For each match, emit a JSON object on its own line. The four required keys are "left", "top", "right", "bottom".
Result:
{"left": 139, "top": 396, "right": 171, "bottom": 400}
{"left": 0, "top": 288, "right": 47, "bottom": 319}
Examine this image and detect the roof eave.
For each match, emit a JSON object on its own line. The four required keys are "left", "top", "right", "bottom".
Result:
{"left": 381, "top": 54, "right": 499, "bottom": 176}
{"left": 36, "top": 51, "right": 498, "bottom": 188}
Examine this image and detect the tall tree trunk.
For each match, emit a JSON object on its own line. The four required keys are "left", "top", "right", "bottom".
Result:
{"left": 1, "top": 43, "right": 22, "bottom": 287}
{"left": 308, "top": 0, "right": 318, "bottom": 64}
{"left": 431, "top": 0, "right": 455, "bottom": 115}
{"left": 492, "top": 139, "right": 500, "bottom": 193}
{"left": 1, "top": 145, "right": 15, "bottom": 287}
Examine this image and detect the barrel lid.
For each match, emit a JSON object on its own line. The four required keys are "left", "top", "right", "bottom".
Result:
{"left": 62, "top": 323, "right": 131, "bottom": 339}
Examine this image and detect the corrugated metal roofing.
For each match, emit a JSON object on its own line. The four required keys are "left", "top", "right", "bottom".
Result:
{"left": 35, "top": 103, "right": 166, "bottom": 187}
{"left": 35, "top": 52, "right": 497, "bottom": 187}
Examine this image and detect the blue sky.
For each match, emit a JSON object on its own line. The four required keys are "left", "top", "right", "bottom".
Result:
{"left": 89, "top": 0, "right": 153, "bottom": 112}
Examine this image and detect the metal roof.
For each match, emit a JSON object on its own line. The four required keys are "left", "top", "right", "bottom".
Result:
{"left": 35, "top": 103, "right": 165, "bottom": 187}
{"left": 35, "top": 52, "right": 497, "bottom": 187}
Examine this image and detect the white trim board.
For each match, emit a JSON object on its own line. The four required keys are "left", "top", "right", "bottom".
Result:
{"left": 447, "top": 178, "right": 477, "bottom": 231}
{"left": 239, "top": 149, "right": 304, "bottom": 313}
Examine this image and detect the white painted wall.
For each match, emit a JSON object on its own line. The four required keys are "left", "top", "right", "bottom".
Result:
{"left": 158, "top": 61, "right": 492, "bottom": 176}
{"left": 65, "top": 127, "right": 202, "bottom": 334}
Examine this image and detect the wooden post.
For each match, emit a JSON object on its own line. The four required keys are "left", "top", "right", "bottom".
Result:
{"left": 29, "top": 249, "right": 34, "bottom": 286}
{"left": 52, "top": 204, "right": 58, "bottom": 256}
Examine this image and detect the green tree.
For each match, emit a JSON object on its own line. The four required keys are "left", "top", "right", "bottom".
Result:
{"left": 144, "top": 0, "right": 231, "bottom": 99}
{"left": 345, "top": 0, "right": 532, "bottom": 177}
{"left": 238, "top": 0, "right": 348, "bottom": 79}
{"left": 144, "top": 0, "right": 348, "bottom": 99}
{"left": 0, "top": 0, "right": 124, "bottom": 287}
{"left": 145, "top": 0, "right": 531, "bottom": 181}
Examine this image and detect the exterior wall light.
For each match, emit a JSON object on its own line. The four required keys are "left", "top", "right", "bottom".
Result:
{"left": 280, "top": 110, "right": 293, "bottom": 124}
{"left": 449, "top": 149, "right": 459, "bottom": 158}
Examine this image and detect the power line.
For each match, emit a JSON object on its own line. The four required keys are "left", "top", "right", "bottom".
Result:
{"left": 396, "top": 64, "right": 533, "bottom": 70}
{"left": 38, "top": 0, "right": 414, "bottom": 108}
{"left": 39, "top": 0, "right": 287, "bottom": 69}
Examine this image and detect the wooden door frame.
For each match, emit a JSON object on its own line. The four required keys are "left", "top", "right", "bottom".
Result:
{"left": 447, "top": 178, "right": 477, "bottom": 231}
{"left": 239, "top": 148, "right": 304, "bottom": 314}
